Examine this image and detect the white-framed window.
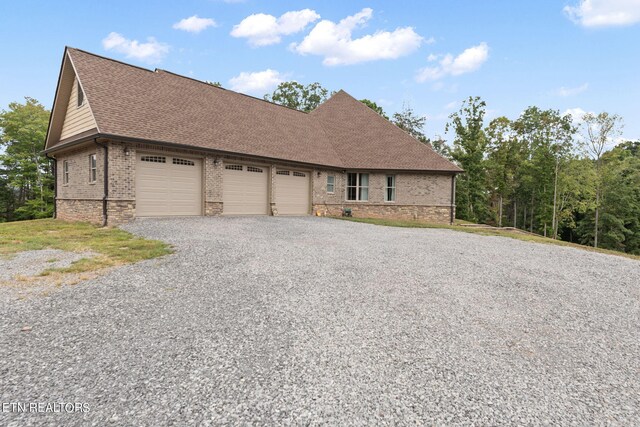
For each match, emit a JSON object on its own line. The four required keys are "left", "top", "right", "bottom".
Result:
{"left": 385, "top": 175, "right": 396, "bottom": 202}
{"left": 89, "top": 154, "right": 97, "bottom": 183}
{"left": 63, "top": 160, "right": 69, "bottom": 185}
{"left": 293, "top": 171, "right": 306, "bottom": 177}
{"left": 77, "top": 81, "right": 84, "bottom": 107}
{"left": 225, "top": 164, "right": 242, "bottom": 171}
{"left": 247, "top": 166, "right": 263, "bottom": 173}
{"left": 327, "top": 175, "right": 335, "bottom": 193}
{"left": 346, "top": 173, "right": 369, "bottom": 201}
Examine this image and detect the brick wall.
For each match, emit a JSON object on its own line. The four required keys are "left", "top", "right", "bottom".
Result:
{"left": 311, "top": 171, "right": 454, "bottom": 223}
{"left": 56, "top": 144, "right": 105, "bottom": 224}
{"left": 56, "top": 144, "right": 104, "bottom": 200}
{"left": 55, "top": 139, "right": 455, "bottom": 225}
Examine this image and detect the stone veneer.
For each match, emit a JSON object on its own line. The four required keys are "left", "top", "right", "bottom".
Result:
{"left": 54, "top": 139, "right": 456, "bottom": 226}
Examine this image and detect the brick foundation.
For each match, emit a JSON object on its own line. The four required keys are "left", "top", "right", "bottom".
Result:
{"left": 205, "top": 202, "right": 223, "bottom": 216}
{"left": 313, "top": 203, "right": 453, "bottom": 223}
{"left": 107, "top": 200, "right": 135, "bottom": 225}
{"left": 57, "top": 199, "right": 104, "bottom": 224}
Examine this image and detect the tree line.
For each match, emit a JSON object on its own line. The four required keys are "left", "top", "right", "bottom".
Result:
{"left": 262, "top": 82, "right": 639, "bottom": 255}
{"left": 2, "top": 84, "right": 638, "bottom": 255}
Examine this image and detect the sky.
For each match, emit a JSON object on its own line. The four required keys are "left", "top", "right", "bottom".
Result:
{"left": 1, "top": 0, "right": 639, "bottom": 142}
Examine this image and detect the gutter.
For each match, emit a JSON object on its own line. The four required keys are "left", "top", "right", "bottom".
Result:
{"left": 450, "top": 175, "right": 456, "bottom": 225}
{"left": 94, "top": 139, "right": 108, "bottom": 226}
{"left": 45, "top": 153, "right": 57, "bottom": 219}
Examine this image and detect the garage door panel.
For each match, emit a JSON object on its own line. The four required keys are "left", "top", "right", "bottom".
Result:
{"left": 275, "top": 170, "right": 310, "bottom": 215}
{"left": 136, "top": 154, "right": 202, "bottom": 217}
{"left": 223, "top": 165, "right": 269, "bottom": 215}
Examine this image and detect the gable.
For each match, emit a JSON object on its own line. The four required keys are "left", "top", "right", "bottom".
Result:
{"left": 44, "top": 49, "right": 98, "bottom": 150}
{"left": 60, "top": 75, "right": 97, "bottom": 140}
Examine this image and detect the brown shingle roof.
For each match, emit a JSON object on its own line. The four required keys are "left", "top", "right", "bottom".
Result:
{"left": 58, "top": 48, "right": 461, "bottom": 172}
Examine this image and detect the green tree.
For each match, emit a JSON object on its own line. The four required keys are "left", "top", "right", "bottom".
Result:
{"left": 392, "top": 103, "right": 427, "bottom": 142}
{"left": 578, "top": 140, "right": 640, "bottom": 253}
{"left": 264, "top": 81, "right": 329, "bottom": 112}
{"left": 446, "top": 96, "right": 488, "bottom": 222}
{"left": 577, "top": 112, "right": 623, "bottom": 247}
{"left": 512, "top": 107, "right": 575, "bottom": 237}
{"left": 359, "top": 99, "right": 388, "bottom": 119}
{"left": 485, "top": 116, "right": 525, "bottom": 227}
{"left": 0, "top": 97, "right": 53, "bottom": 220}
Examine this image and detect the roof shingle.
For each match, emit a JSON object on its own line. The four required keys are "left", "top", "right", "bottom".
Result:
{"left": 59, "top": 48, "right": 461, "bottom": 172}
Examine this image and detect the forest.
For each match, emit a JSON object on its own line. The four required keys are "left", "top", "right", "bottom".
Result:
{"left": 1, "top": 83, "right": 638, "bottom": 254}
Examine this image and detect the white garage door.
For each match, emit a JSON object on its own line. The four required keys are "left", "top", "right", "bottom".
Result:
{"left": 223, "top": 164, "right": 269, "bottom": 215}
{"left": 275, "top": 169, "right": 310, "bottom": 215}
{"left": 135, "top": 153, "right": 202, "bottom": 216}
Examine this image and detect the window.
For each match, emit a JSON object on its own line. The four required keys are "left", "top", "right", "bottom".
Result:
{"left": 225, "top": 164, "right": 242, "bottom": 171}
{"left": 327, "top": 175, "right": 335, "bottom": 193}
{"left": 276, "top": 170, "right": 290, "bottom": 175}
{"left": 173, "top": 158, "right": 195, "bottom": 166}
{"left": 346, "top": 173, "right": 369, "bottom": 201}
{"left": 140, "top": 155, "right": 166, "bottom": 163}
{"left": 77, "top": 81, "right": 84, "bottom": 107}
{"left": 63, "top": 160, "right": 69, "bottom": 185}
{"left": 293, "top": 171, "right": 306, "bottom": 177}
{"left": 247, "top": 166, "right": 263, "bottom": 173}
{"left": 89, "top": 154, "right": 97, "bottom": 183}
{"left": 385, "top": 175, "right": 396, "bottom": 202}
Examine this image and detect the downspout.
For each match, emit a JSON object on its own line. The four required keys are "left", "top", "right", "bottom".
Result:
{"left": 94, "top": 139, "right": 108, "bottom": 226}
{"left": 450, "top": 174, "right": 456, "bottom": 225}
{"left": 45, "top": 153, "right": 57, "bottom": 219}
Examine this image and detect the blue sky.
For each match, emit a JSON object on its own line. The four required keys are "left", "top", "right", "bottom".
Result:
{"left": 1, "top": 0, "right": 639, "bottom": 141}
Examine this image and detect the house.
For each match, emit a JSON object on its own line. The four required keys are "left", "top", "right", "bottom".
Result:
{"left": 43, "top": 47, "right": 462, "bottom": 226}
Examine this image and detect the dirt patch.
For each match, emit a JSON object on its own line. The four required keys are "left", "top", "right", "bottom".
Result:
{"left": 0, "top": 249, "right": 103, "bottom": 299}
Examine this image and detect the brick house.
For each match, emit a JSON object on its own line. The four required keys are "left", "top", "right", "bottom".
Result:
{"left": 44, "top": 47, "right": 462, "bottom": 226}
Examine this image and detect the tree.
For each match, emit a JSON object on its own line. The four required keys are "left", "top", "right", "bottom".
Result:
{"left": 359, "top": 99, "right": 388, "bottom": 119}
{"left": 0, "top": 97, "right": 53, "bottom": 221}
{"left": 264, "top": 81, "right": 329, "bottom": 112}
{"left": 512, "top": 107, "right": 575, "bottom": 237}
{"left": 446, "top": 96, "right": 488, "bottom": 222}
{"left": 485, "top": 116, "right": 524, "bottom": 227}
{"left": 578, "top": 112, "right": 623, "bottom": 247}
{"left": 392, "top": 103, "right": 427, "bottom": 142}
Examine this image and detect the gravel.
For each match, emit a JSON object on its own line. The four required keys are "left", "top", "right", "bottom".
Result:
{"left": 0, "top": 249, "right": 93, "bottom": 283}
{"left": 1, "top": 216, "right": 639, "bottom": 425}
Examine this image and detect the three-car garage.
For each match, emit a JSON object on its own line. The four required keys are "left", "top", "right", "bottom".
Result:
{"left": 135, "top": 154, "right": 311, "bottom": 217}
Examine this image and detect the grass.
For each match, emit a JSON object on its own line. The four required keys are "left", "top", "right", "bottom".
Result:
{"left": 0, "top": 219, "right": 172, "bottom": 277}
{"left": 334, "top": 216, "right": 640, "bottom": 261}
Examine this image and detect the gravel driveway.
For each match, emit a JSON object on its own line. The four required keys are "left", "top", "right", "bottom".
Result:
{"left": 2, "top": 217, "right": 639, "bottom": 425}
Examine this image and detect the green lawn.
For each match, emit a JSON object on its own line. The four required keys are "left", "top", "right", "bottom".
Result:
{"left": 334, "top": 217, "right": 640, "bottom": 261}
{"left": 0, "top": 219, "right": 172, "bottom": 276}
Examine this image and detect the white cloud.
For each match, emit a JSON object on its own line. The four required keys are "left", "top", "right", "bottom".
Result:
{"left": 231, "top": 9, "right": 320, "bottom": 46}
{"left": 564, "top": 0, "right": 640, "bottom": 27}
{"left": 444, "top": 101, "right": 458, "bottom": 110}
{"left": 228, "top": 69, "right": 284, "bottom": 94}
{"left": 562, "top": 107, "right": 593, "bottom": 123}
{"left": 173, "top": 15, "right": 217, "bottom": 33}
{"left": 291, "top": 8, "right": 423, "bottom": 66}
{"left": 102, "top": 32, "right": 169, "bottom": 63}
{"left": 555, "top": 83, "right": 589, "bottom": 97}
{"left": 416, "top": 43, "right": 489, "bottom": 82}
